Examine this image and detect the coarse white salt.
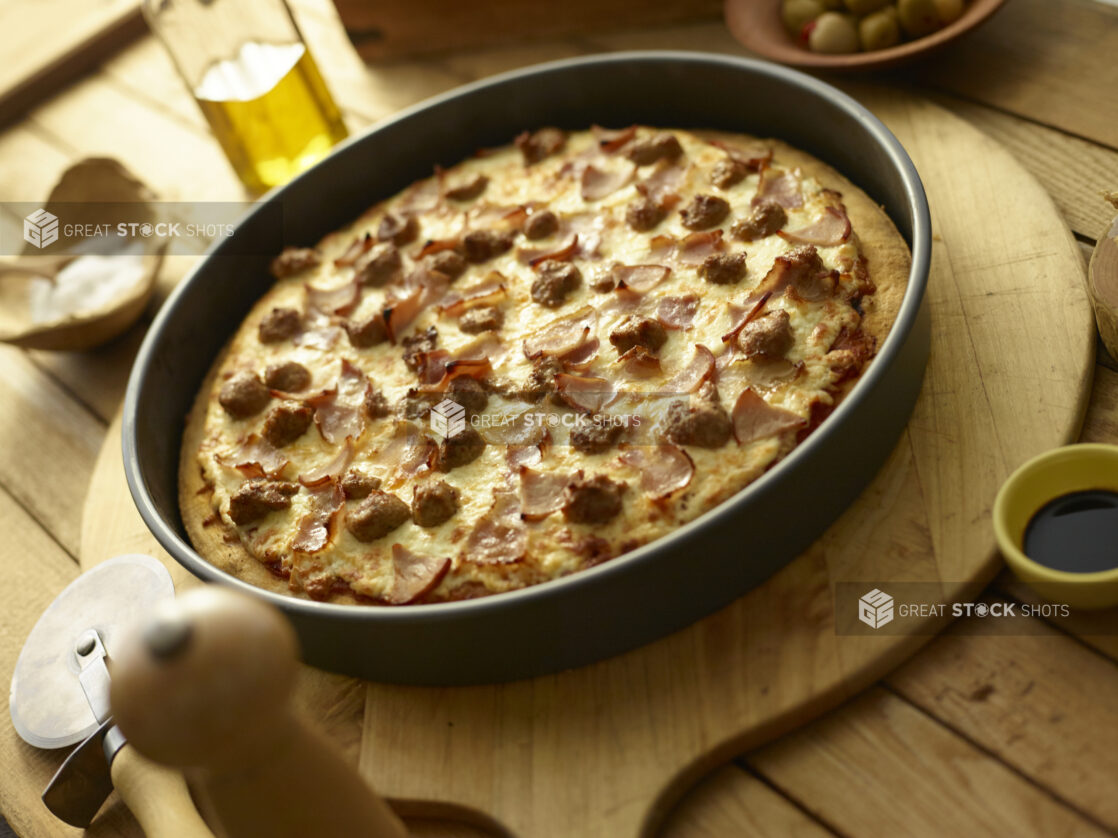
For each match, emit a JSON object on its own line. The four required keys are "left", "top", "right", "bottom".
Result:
{"left": 28, "top": 243, "right": 147, "bottom": 324}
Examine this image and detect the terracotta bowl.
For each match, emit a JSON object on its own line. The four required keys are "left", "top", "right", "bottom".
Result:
{"left": 725, "top": 0, "right": 1008, "bottom": 71}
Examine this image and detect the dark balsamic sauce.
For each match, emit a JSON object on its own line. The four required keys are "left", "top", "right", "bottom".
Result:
{"left": 1023, "top": 490, "right": 1118, "bottom": 574}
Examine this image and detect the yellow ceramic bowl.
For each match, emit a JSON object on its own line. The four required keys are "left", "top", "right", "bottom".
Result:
{"left": 993, "top": 444, "right": 1118, "bottom": 609}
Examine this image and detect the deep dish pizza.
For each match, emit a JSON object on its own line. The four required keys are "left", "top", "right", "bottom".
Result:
{"left": 180, "top": 125, "right": 910, "bottom": 605}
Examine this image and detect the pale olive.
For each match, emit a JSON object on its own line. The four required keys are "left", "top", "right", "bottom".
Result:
{"left": 859, "top": 7, "right": 901, "bottom": 50}
{"left": 932, "top": 0, "right": 964, "bottom": 25}
{"left": 782, "top": 0, "right": 826, "bottom": 37}
{"left": 897, "top": 0, "right": 941, "bottom": 37}
{"left": 843, "top": 0, "right": 891, "bottom": 14}
{"left": 808, "top": 11, "right": 860, "bottom": 53}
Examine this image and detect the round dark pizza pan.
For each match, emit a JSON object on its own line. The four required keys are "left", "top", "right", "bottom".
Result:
{"left": 123, "top": 52, "right": 931, "bottom": 685}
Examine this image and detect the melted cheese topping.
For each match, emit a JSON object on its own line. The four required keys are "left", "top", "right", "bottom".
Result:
{"left": 195, "top": 127, "right": 876, "bottom": 603}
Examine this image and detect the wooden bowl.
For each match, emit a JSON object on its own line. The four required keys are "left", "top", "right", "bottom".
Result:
{"left": 725, "top": 0, "right": 1008, "bottom": 72}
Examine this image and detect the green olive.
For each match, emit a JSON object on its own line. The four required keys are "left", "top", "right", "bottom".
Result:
{"left": 843, "top": 0, "right": 891, "bottom": 14}
{"left": 808, "top": 11, "right": 860, "bottom": 53}
{"left": 819, "top": 0, "right": 845, "bottom": 9}
{"left": 932, "top": 0, "right": 964, "bottom": 25}
{"left": 897, "top": 0, "right": 941, "bottom": 37}
{"left": 782, "top": 0, "right": 826, "bottom": 37}
{"left": 859, "top": 7, "right": 901, "bottom": 50}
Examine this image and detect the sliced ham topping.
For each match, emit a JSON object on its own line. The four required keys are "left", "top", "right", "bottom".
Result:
{"left": 522, "top": 305, "right": 597, "bottom": 359}
{"left": 662, "top": 345, "right": 716, "bottom": 395}
{"left": 565, "top": 213, "right": 606, "bottom": 259}
{"left": 612, "top": 263, "right": 672, "bottom": 293}
{"left": 298, "top": 439, "right": 354, "bottom": 487}
{"left": 618, "top": 345, "right": 662, "bottom": 378}
{"left": 618, "top": 444, "right": 694, "bottom": 500}
{"left": 379, "top": 423, "right": 437, "bottom": 486}
{"left": 779, "top": 206, "right": 851, "bottom": 247}
{"left": 753, "top": 166, "right": 803, "bottom": 209}
{"left": 216, "top": 435, "right": 288, "bottom": 479}
{"left": 308, "top": 360, "right": 370, "bottom": 444}
{"left": 387, "top": 544, "right": 451, "bottom": 604}
{"left": 465, "top": 490, "right": 527, "bottom": 564}
{"left": 334, "top": 233, "right": 373, "bottom": 267}
{"left": 678, "top": 230, "right": 725, "bottom": 265}
{"left": 559, "top": 335, "right": 600, "bottom": 369}
{"left": 710, "top": 140, "right": 773, "bottom": 169}
{"left": 295, "top": 313, "right": 343, "bottom": 351}
{"left": 637, "top": 160, "right": 686, "bottom": 206}
{"left": 453, "top": 332, "right": 508, "bottom": 367}
{"left": 433, "top": 357, "right": 493, "bottom": 390}
{"left": 417, "top": 238, "right": 461, "bottom": 258}
{"left": 597, "top": 286, "right": 644, "bottom": 318}
{"left": 519, "top": 234, "right": 579, "bottom": 266}
{"left": 382, "top": 286, "right": 425, "bottom": 344}
{"left": 291, "top": 482, "right": 345, "bottom": 553}
{"left": 415, "top": 349, "right": 451, "bottom": 385}
{"left": 580, "top": 164, "right": 634, "bottom": 201}
{"left": 555, "top": 373, "right": 616, "bottom": 413}
{"left": 731, "top": 388, "right": 806, "bottom": 445}
{"left": 438, "top": 276, "right": 507, "bottom": 317}
{"left": 647, "top": 234, "right": 675, "bottom": 262}
{"left": 400, "top": 177, "right": 440, "bottom": 214}
{"left": 519, "top": 469, "right": 571, "bottom": 521}
{"left": 507, "top": 443, "right": 543, "bottom": 470}
{"left": 306, "top": 278, "right": 361, "bottom": 315}
{"left": 721, "top": 293, "right": 772, "bottom": 345}
{"left": 480, "top": 414, "right": 549, "bottom": 447}
{"left": 657, "top": 294, "right": 699, "bottom": 330}
{"left": 592, "top": 124, "right": 638, "bottom": 153}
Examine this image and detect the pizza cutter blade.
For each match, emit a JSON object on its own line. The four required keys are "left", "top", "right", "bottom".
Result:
{"left": 9, "top": 554, "right": 174, "bottom": 749}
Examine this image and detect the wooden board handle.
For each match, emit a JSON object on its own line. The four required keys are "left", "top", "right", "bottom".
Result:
{"left": 110, "top": 743, "right": 214, "bottom": 838}
{"left": 1088, "top": 195, "right": 1118, "bottom": 358}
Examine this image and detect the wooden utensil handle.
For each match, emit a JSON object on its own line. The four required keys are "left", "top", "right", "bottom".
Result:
{"left": 110, "top": 743, "right": 214, "bottom": 838}
{"left": 196, "top": 712, "right": 408, "bottom": 838}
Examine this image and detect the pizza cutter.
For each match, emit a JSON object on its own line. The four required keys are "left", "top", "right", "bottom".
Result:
{"left": 9, "top": 554, "right": 213, "bottom": 836}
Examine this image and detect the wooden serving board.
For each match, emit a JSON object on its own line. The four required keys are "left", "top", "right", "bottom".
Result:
{"left": 81, "top": 91, "right": 1095, "bottom": 837}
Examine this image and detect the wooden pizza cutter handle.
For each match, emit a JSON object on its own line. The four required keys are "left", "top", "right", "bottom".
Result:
{"left": 108, "top": 587, "right": 408, "bottom": 838}
{"left": 108, "top": 743, "right": 214, "bottom": 838}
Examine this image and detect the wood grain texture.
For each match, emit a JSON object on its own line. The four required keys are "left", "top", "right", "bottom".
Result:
{"left": 886, "top": 611, "right": 1118, "bottom": 831}
{"left": 0, "top": 0, "right": 143, "bottom": 129}
{"left": 354, "top": 93, "right": 1096, "bottom": 836}
{"left": 746, "top": 687, "right": 1109, "bottom": 837}
{"left": 333, "top": 0, "right": 720, "bottom": 61}
{"left": 660, "top": 766, "right": 834, "bottom": 838}
{"left": 0, "top": 344, "right": 104, "bottom": 554}
{"left": 912, "top": 0, "right": 1118, "bottom": 149}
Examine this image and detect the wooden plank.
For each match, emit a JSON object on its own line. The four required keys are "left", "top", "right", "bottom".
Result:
{"left": 0, "top": 485, "right": 84, "bottom": 838}
{"left": 289, "top": 0, "right": 464, "bottom": 125}
{"left": 0, "top": 124, "right": 74, "bottom": 201}
{"left": 25, "top": 76, "right": 245, "bottom": 202}
{"left": 930, "top": 93, "right": 1118, "bottom": 241}
{"left": 438, "top": 40, "right": 591, "bottom": 81}
{"left": 332, "top": 0, "right": 720, "bottom": 61}
{"left": 0, "top": 0, "right": 144, "bottom": 130}
{"left": 913, "top": 0, "right": 1118, "bottom": 149}
{"left": 747, "top": 687, "right": 1110, "bottom": 837}
{"left": 660, "top": 765, "right": 834, "bottom": 838}
{"left": 0, "top": 345, "right": 104, "bottom": 555}
{"left": 886, "top": 610, "right": 1118, "bottom": 830}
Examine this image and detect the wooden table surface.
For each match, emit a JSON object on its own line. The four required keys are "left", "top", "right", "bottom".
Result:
{"left": 1, "top": 1, "right": 1117, "bottom": 836}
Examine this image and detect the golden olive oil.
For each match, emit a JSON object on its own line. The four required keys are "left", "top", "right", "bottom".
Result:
{"left": 194, "top": 42, "right": 348, "bottom": 194}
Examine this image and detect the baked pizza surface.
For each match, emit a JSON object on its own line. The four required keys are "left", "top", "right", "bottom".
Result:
{"left": 181, "top": 125, "right": 911, "bottom": 605}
